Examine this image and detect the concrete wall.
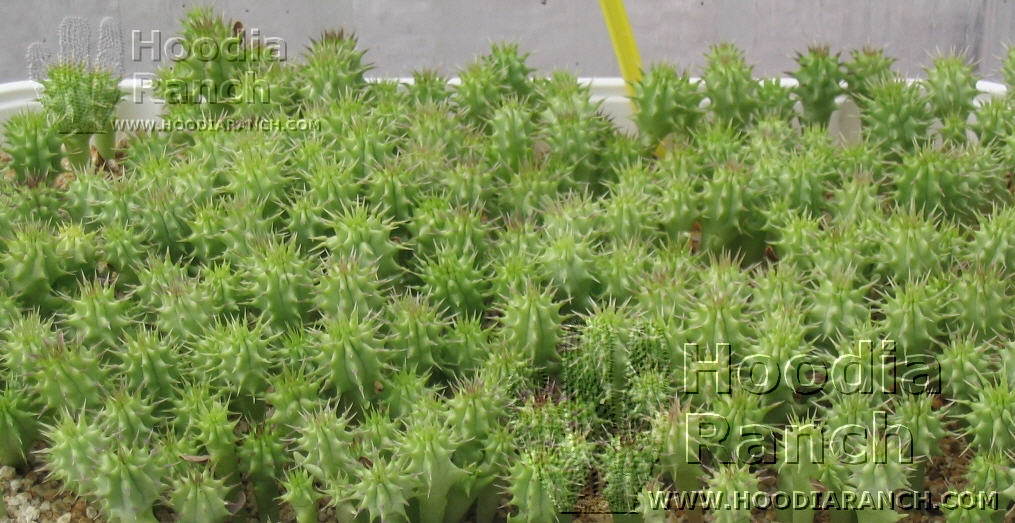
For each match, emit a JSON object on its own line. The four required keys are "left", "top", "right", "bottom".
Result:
{"left": 2, "top": 0, "right": 1015, "bottom": 83}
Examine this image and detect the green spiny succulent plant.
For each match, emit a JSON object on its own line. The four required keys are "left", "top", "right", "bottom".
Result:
{"left": 115, "top": 327, "right": 181, "bottom": 408}
{"left": 860, "top": 79, "right": 932, "bottom": 159}
{"left": 241, "top": 237, "right": 313, "bottom": 329}
{"left": 924, "top": 53, "right": 979, "bottom": 121}
{"left": 63, "top": 277, "right": 133, "bottom": 350}
{"left": 320, "top": 201, "right": 404, "bottom": 281}
{"left": 538, "top": 73, "right": 612, "bottom": 185}
{"left": 417, "top": 245, "right": 489, "bottom": 317}
{"left": 2, "top": 110, "right": 65, "bottom": 186}
{"left": 169, "top": 468, "right": 233, "bottom": 523}
{"left": 792, "top": 45, "right": 845, "bottom": 127}
{"left": 312, "top": 253, "right": 387, "bottom": 318}
{"left": 92, "top": 443, "right": 164, "bottom": 522}
{"left": 0, "top": 381, "right": 39, "bottom": 467}
{"left": 873, "top": 209, "right": 957, "bottom": 283}
{"left": 939, "top": 336, "right": 993, "bottom": 403}
{"left": 487, "top": 98, "right": 535, "bottom": 177}
{"left": 385, "top": 292, "right": 448, "bottom": 373}
{"left": 972, "top": 95, "right": 1015, "bottom": 147}
{"left": 311, "top": 312, "right": 388, "bottom": 405}
{"left": 599, "top": 431, "right": 660, "bottom": 514}
{"left": 498, "top": 282, "right": 565, "bottom": 372}
{"left": 703, "top": 42, "right": 758, "bottom": 128}
{"left": 298, "top": 30, "right": 371, "bottom": 106}
{"left": 960, "top": 376, "right": 1015, "bottom": 452}
{"left": 844, "top": 47, "right": 897, "bottom": 102}
{"left": 239, "top": 425, "right": 288, "bottom": 520}
{"left": 280, "top": 467, "right": 323, "bottom": 523}
{"left": 707, "top": 463, "right": 762, "bottom": 523}
{"left": 889, "top": 394, "right": 947, "bottom": 485}
{"left": 631, "top": 63, "right": 704, "bottom": 143}
{"left": 42, "top": 411, "right": 109, "bottom": 496}
{"left": 507, "top": 432, "right": 593, "bottom": 523}
{"left": 563, "top": 304, "right": 640, "bottom": 423}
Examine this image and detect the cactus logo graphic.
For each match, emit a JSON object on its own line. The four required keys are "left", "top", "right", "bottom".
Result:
{"left": 21, "top": 16, "right": 124, "bottom": 166}
{"left": 26, "top": 16, "right": 124, "bottom": 81}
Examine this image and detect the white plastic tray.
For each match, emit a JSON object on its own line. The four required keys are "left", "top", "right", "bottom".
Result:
{"left": 0, "top": 77, "right": 1007, "bottom": 144}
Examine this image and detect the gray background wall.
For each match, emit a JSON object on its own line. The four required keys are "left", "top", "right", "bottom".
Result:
{"left": 2, "top": 0, "right": 1015, "bottom": 83}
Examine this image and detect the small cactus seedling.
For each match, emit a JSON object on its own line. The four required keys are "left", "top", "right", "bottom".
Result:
{"left": 792, "top": 45, "right": 845, "bottom": 127}
{"left": 563, "top": 304, "right": 640, "bottom": 423}
{"left": 923, "top": 53, "right": 978, "bottom": 122}
{"left": 311, "top": 312, "right": 388, "bottom": 405}
{"left": 498, "top": 282, "right": 565, "bottom": 372}
{"left": 507, "top": 432, "right": 593, "bottom": 523}
{"left": 63, "top": 277, "right": 133, "bottom": 350}
{"left": 707, "top": 464, "right": 761, "bottom": 523}
{"left": 41, "top": 411, "right": 109, "bottom": 496}
{"left": 92, "top": 444, "right": 164, "bottom": 522}
{"left": 2, "top": 110, "right": 65, "bottom": 186}
{"left": 0, "top": 381, "right": 39, "bottom": 467}
{"left": 960, "top": 377, "right": 1015, "bottom": 452}
{"left": 860, "top": 79, "right": 932, "bottom": 160}
{"left": 239, "top": 425, "right": 288, "bottom": 520}
{"left": 845, "top": 47, "right": 897, "bottom": 102}
{"left": 702, "top": 43, "right": 758, "bottom": 128}
{"left": 599, "top": 431, "right": 660, "bottom": 514}
{"left": 631, "top": 63, "right": 704, "bottom": 143}
{"left": 169, "top": 469, "right": 233, "bottom": 523}
{"left": 297, "top": 30, "right": 370, "bottom": 107}
{"left": 280, "top": 467, "right": 323, "bottom": 523}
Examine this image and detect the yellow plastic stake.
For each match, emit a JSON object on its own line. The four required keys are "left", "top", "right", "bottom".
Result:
{"left": 599, "top": 0, "right": 666, "bottom": 156}
{"left": 598, "top": 0, "right": 644, "bottom": 98}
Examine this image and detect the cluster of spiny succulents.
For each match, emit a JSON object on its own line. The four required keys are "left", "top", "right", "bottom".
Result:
{"left": 4, "top": 8, "right": 1015, "bottom": 523}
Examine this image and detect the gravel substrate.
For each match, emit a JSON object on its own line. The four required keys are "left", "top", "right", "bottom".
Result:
{"left": 1, "top": 464, "right": 98, "bottom": 523}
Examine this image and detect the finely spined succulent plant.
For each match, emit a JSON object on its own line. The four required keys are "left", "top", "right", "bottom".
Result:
{"left": 241, "top": 237, "right": 313, "bottom": 329}
{"left": 417, "top": 245, "right": 489, "bottom": 317}
{"left": 155, "top": 7, "right": 260, "bottom": 112}
{"left": 792, "top": 45, "right": 845, "bottom": 127}
{"left": 563, "top": 304, "right": 641, "bottom": 422}
{"left": 320, "top": 201, "right": 404, "bottom": 281}
{"left": 507, "top": 432, "right": 593, "bottom": 523}
{"left": 538, "top": 72, "right": 612, "bottom": 185}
